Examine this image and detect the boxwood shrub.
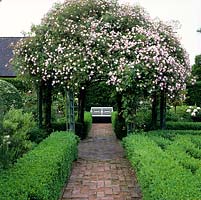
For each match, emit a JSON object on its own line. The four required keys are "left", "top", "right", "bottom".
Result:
{"left": 111, "top": 111, "right": 127, "bottom": 140}
{"left": 83, "top": 112, "right": 92, "bottom": 137}
{"left": 123, "top": 134, "right": 201, "bottom": 200}
{"left": 0, "top": 131, "right": 79, "bottom": 200}
{"left": 52, "top": 112, "right": 92, "bottom": 139}
{"left": 165, "top": 135, "right": 201, "bottom": 173}
{"left": 149, "top": 130, "right": 201, "bottom": 138}
{"left": 75, "top": 112, "right": 92, "bottom": 139}
{"left": 166, "top": 121, "right": 201, "bottom": 130}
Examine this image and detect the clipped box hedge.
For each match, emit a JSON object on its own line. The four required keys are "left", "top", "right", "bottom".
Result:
{"left": 0, "top": 131, "right": 79, "bottom": 200}
{"left": 166, "top": 121, "right": 201, "bottom": 130}
{"left": 111, "top": 111, "right": 127, "bottom": 139}
{"left": 148, "top": 130, "right": 201, "bottom": 141}
{"left": 123, "top": 134, "right": 201, "bottom": 200}
{"left": 52, "top": 112, "right": 92, "bottom": 140}
{"left": 75, "top": 112, "right": 92, "bottom": 139}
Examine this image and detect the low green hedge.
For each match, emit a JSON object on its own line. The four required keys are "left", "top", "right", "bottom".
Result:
{"left": 0, "top": 131, "right": 79, "bottom": 200}
{"left": 52, "top": 112, "right": 92, "bottom": 139}
{"left": 149, "top": 130, "right": 201, "bottom": 140}
{"left": 111, "top": 111, "right": 127, "bottom": 140}
{"left": 83, "top": 112, "right": 92, "bottom": 138}
{"left": 165, "top": 135, "right": 201, "bottom": 173}
{"left": 166, "top": 121, "right": 201, "bottom": 130}
{"left": 111, "top": 111, "right": 117, "bottom": 130}
{"left": 75, "top": 112, "right": 92, "bottom": 139}
{"left": 123, "top": 134, "right": 201, "bottom": 200}
{"left": 148, "top": 135, "right": 172, "bottom": 149}
{"left": 148, "top": 132, "right": 201, "bottom": 173}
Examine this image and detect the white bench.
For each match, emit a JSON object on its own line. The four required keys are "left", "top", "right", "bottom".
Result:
{"left": 90, "top": 107, "right": 113, "bottom": 117}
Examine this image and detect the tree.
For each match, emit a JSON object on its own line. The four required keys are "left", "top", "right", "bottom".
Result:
{"left": 12, "top": 0, "right": 191, "bottom": 134}
{"left": 186, "top": 54, "right": 201, "bottom": 106}
{"left": 192, "top": 55, "right": 201, "bottom": 80}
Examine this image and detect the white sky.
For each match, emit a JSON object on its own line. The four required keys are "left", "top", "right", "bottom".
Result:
{"left": 0, "top": 0, "right": 200, "bottom": 65}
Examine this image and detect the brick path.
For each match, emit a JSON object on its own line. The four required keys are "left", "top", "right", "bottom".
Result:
{"left": 61, "top": 123, "right": 142, "bottom": 200}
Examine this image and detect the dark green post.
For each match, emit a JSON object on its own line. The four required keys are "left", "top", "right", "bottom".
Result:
{"left": 160, "top": 89, "right": 166, "bottom": 130}
{"left": 44, "top": 80, "right": 52, "bottom": 132}
{"left": 151, "top": 92, "right": 158, "bottom": 130}
{"left": 65, "top": 89, "right": 75, "bottom": 132}
{"left": 37, "top": 82, "right": 43, "bottom": 128}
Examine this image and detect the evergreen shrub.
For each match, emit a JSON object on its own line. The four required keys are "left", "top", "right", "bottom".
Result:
{"left": 0, "top": 80, "right": 22, "bottom": 127}
{"left": 0, "top": 131, "right": 79, "bottom": 200}
{"left": 0, "top": 109, "right": 35, "bottom": 169}
{"left": 166, "top": 121, "right": 201, "bottom": 130}
{"left": 123, "top": 133, "right": 201, "bottom": 200}
{"left": 111, "top": 111, "right": 127, "bottom": 139}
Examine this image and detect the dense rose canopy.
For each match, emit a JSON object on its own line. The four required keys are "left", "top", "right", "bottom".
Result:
{"left": 12, "top": 0, "right": 191, "bottom": 100}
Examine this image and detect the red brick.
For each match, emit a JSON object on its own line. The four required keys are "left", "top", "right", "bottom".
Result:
{"left": 97, "top": 191, "right": 105, "bottom": 198}
{"left": 105, "top": 187, "right": 113, "bottom": 195}
{"left": 60, "top": 124, "right": 142, "bottom": 200}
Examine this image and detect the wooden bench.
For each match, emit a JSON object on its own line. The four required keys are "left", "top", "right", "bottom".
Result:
{"left": 90, "top": 107, "right": 113, "bottom": 117}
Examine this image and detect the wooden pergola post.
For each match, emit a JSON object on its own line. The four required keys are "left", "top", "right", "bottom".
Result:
{"left": 37, "top": 81, "right": 43, "bottom": 128}
{"left": 65, "top": 88, "right": 75, "bottom": 132}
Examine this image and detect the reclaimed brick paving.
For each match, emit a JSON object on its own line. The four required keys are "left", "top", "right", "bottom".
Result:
{"left": 60, "top": 123, "right": 142, "bottom": 200}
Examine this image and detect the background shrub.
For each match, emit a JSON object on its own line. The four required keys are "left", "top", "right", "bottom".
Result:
{"left": 111, "top": 111, "right": 127, "bottom": 140}
{"left": 83, "top": 112, "right": 92, "bottom": 138}
{"left": 0, "top": 80, "right": 22, "bottom": 128}
{"left": 27, "top": 127, "right": 48, "bottom": 144}
{"left": 51, "top": 120, "right": 66, "bottom": 132}
{"left": 85, "top": 82, "right": 117, "bottom": 111}
{"left": 21, "top": 91, "right": 38, "bottom": 119}
{"left": 0, "top": 131, "right": 79, "bottom": 200}
{"left": 0, "top": 78, "right": 30, "bottom": 94}
{"left": 0, "top": 109, "right": 35, "bottom": 169}
{"left": 166, "top": 105, "right": 192, "bottom": 122}
{"left": 166, "top": 121, "right": 201, "bottom": 130}
{"left": 75, "top": 112, "right": 92, "bottom": 139}
{"left": 134, "top": 105, "right": 152, "bottom": 130}
{"left": 186, "top": 81, "right": 201, "bottom": 107}
{"left": 51, "top": 112, "right": 92, "bottom": 139}
{"left": 111, "top": 111, "right": 117, "bottom": 130}
{"left": 192, "top": 112, "right": 201, "bottom": 122}
{"left": 0, "top": 78, "right": 38, "bottom": 121}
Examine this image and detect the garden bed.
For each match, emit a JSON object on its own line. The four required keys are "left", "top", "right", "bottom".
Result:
{"left": 123, "top": 131, "right": 201, "bottom": 200}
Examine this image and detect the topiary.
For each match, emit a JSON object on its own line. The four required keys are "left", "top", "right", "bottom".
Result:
{"left": 0, "top": 80, "right": 23, "bottom": 126}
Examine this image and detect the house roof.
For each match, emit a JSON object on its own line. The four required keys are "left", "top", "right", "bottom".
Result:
{"left": 0, "top": 37, "right": 23, "bottom": 77}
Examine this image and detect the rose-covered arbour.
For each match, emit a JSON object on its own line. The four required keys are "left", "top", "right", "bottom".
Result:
{"left": 110, "top": 19, "right": 192, "bottom": 129}
{"left": 12, "top": 0, "right": 191, "bottom": 133}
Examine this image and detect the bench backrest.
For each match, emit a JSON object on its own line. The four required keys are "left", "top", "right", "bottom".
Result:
{"left": 90, "top": 107, "right": 113, "bottom": 117}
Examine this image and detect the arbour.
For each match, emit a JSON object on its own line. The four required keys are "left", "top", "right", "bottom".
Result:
{"left": 12, "top": 0, "right": 191, "bottom": 135}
